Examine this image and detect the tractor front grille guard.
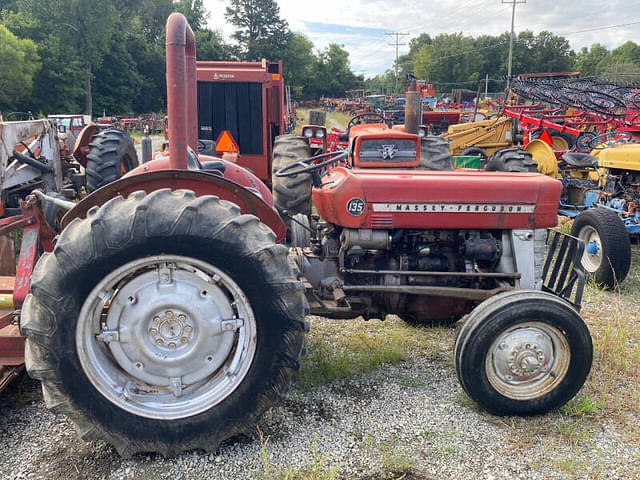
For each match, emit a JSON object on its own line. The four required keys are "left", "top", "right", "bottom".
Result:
{"left": 542, "top": 230, "right": 585, "bottom": 310}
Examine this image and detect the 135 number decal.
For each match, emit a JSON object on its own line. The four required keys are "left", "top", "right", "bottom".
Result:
{"left": 346, "top": 198, "right": 365, "bottom": 216}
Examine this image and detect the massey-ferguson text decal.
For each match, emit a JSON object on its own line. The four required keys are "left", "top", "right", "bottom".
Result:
{"left": 372, "top": 203, "right": 535, "bottom": 213}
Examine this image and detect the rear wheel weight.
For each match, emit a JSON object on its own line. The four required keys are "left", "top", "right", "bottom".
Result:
{"left": 455, "top": 290, "right": 592, "bottom": 415}
{"left": 22, "top": 189, "right": 308, "bottom": 456}
{"left": 570, "top": 208, "right": 631, "bottom": 289}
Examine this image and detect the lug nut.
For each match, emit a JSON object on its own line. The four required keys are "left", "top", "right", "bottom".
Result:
{"left": 184, "top": 325, "right": 192, "bottom": 333}
{"left": 178, "top": 314, "right": 186, "bottom": 321}
{"left": 168, "top": 342, "right": 176, "bottom": 350}
{"left": 150, "top": 328, "right": 158, "bottom": 335}
{"left": 166, "top": 311, "right": 174, "bottom": 319}
{"left": 180, "top": 336, "right": 188, "bottom": 344}
{"left": 156, "top": 339, "right": 163, "bottom": 345}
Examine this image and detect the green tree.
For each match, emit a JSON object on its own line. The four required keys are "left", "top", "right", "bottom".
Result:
{"left": 311, "top": 43, "right": 364, "bottom": 98}
{"left": 281, "top": 32, "right": 314, "bottom": 97}
{"left": 575, "top": 44, "right": 610, "bottom": 76}
{"left": 224, "top": 0, "right": 290, "bottom": 61}
{"left": 0, "top": 24, "right": 40, "bottom": 111}
{"left": 195, "top": 29, "right": 233, "bottom": 61}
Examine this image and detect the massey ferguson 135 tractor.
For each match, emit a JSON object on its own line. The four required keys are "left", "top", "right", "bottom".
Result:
{"left": 20, "top": 14, "right": 592, "bottom": 457}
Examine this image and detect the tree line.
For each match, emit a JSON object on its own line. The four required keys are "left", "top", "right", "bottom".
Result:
{"left": 2, "top": 0, "right": 639, "bottom": 116}
{"left": 0, "top": 0, "right": 364, "bottom": 116}
{"left": 366, "top": 31, "right": 640, "bottom": 95}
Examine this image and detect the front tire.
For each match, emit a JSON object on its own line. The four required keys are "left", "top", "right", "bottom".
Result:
{"left": 455, "top": 290, "right": 592, "bottom": 415}
{"left": 21, "top": 189, "right": 308, "bottom": 456}
{"left": 570, "top": 208, "right": 631, "bottom": 288}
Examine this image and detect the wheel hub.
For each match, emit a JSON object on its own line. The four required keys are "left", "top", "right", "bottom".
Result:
{"left": 577, "top": 225, "right": 602, "bottom": 272}
{"left": 77, "top": 255, "right": 257, "bottom": 420}
{"left": 150, "top": 310, "right": 194, "bottom": 350}
{"left": 486, "top": 322, "right": 571, "bottom": 400}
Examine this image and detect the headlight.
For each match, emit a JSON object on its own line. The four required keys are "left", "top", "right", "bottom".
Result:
{"left": 303, "top": 128, "right": 313, "bottom": 138}
{"left": 315, "top": 129, "right": 325, "bottom": 139}
{"left": 418, "top": 127, "right": 427, "bottom": 138}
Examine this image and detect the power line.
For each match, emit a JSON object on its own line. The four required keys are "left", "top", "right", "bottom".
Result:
{"left": 502, "top": 0, "right": 526, "bottom": 89}
{"left": 385, "top": 32, "right": 409, "bottom": 93}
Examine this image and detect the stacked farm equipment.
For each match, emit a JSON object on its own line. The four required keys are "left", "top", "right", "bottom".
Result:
{"left": 507, "top": 78, "right": 640, "bottom": 287}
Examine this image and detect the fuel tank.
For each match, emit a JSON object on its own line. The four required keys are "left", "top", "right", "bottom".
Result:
{"left": 312, "top": 167, "right": 561, "bottom": 230}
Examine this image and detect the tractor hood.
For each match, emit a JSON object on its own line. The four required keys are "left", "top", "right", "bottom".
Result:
{"left": 312, "top": 167, "right": 561, "bottom": 230}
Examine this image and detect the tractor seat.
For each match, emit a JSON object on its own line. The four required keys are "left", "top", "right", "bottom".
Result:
{"left": 561, "top": 152, "right": 599, "bottom": 169}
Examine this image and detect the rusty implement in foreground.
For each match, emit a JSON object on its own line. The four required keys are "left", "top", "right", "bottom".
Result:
{"left": 0, "top": 197, "right": 56, "bottom": 392}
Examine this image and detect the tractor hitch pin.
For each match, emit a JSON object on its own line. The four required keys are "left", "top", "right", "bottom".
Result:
{"left": 32, "top": 190, "right": 76, "bottom": 210}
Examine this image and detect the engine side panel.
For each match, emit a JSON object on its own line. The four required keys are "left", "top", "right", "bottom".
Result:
{"left": 312, "top": 167, "right": 561, "bottom": 230}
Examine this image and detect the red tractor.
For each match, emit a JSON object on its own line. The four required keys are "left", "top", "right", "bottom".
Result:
{"left": 19, "top": 13, "right": 592, "bottom": 457}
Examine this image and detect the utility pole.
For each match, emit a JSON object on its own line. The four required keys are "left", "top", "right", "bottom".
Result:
{"left": 386, "top": 32, "right": 409, "bottom": 94}
{"left": 502, "top": 0, "right": 526, "bottom": 89}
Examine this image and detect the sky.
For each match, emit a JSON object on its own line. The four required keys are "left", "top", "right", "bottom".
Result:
{"left": 204, "top": 0, "right": 640, "bottom": 77}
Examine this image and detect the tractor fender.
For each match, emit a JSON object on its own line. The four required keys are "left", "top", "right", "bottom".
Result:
{"left": 72, "top": 123, "right": 100, "bottom": 167}
{"left": 127, "top": 154, "right": 274, "bottom": 207}
{"left": 61, "top": 169, "right": 286, "bottom": 241}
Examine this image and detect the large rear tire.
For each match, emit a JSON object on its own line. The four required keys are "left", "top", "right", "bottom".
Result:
{"left": 455, "top": 290, "right": 592, "bottom": 415}
{"left": 420, "top": 135, "right": 452, "bottom": 170}
{"left": 272, "top": 135, "right": 313, "bottom": 216}
{"left": 485, "top": 147, "right": 537, "bottom": 173}
{"left": 21, "top": 189, "right": 308, "bottom": 456}
{"left": 570, "top": 208, "right": 631, "bottom": 289}
{"left": 85, "top": 129, "right": 138, "bottom": 193}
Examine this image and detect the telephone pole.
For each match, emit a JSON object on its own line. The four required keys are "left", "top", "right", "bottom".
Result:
{"left": 502, "top": 0, "right": 526, "bottom": 89}
{"left": 386, "top": 32, "right": 409, "bottom": 94}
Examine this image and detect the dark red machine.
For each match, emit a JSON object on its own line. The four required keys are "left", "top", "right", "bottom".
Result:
{"left": 196, "top": 59, "right": 289, "bottom": 183}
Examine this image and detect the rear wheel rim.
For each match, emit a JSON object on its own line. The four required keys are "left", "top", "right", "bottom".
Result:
{"left": 576, "top": 225, "right": 602, "bottom": 272}
{"left": 485, "top": 322, "right": 570, "bottom": 400}
{"left": 76, "top": 254, "right": 257, "bottom": 420}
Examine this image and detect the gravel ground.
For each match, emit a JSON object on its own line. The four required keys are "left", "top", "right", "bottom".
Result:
{"left": 1, "top": 316, "right": 638, "bottom": 480}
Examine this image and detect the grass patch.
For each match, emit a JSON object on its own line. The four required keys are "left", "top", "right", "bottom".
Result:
{"left": 554, "top": 419, "right": 595, "bottom": 447}
{"left": 295, "top": 316, "right": 451, "bottom": 390}
{"left": 257, "top": 428, "right": 340, "bottom": 480}
{"left": 560, "top": 394, "right": 603, "bottom": 418}
{"left": 380, "top": 445, "right": 416, "bottom": 478}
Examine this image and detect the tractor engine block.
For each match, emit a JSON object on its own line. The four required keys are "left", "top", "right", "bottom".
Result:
{"left": 296, "top": 225, "right": 542, "bottom": 322}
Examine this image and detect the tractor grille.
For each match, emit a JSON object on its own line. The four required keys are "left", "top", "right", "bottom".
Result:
{"left": 358, "top": 139, "right": 417, "bottom": 164}
{"left": 369, "top": 214, "right": 393, "bottom": 228}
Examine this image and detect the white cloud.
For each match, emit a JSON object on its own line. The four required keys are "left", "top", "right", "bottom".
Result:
{"left": 204, "top": 0, "right": 640, "bottom": 76}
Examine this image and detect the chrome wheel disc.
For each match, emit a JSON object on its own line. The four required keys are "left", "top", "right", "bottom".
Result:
{"left": 485, "top": 322, "right": 570, "bottom": 400}
{"left": 76, "top": 255, "right": 257, "bottom": 420}
{"left": 577, "top": 225, "right": 602, "bottom": 272}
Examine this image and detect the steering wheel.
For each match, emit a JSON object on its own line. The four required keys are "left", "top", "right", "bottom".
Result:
{"left": 346, "top": 113, "right": 386, "bottom": 130}
{"left": 275, "top": 150, "right": 348, "bottom": 186}
{"left": 588, "top": 131, "right": 633, "bottom": 150}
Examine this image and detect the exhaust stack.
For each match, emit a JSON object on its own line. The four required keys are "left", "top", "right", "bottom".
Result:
{"left": 404, "top": 78, "right": 421, "bottom": 135}
{"left": 165, "top": 12, "right": 197, "bottom": 170}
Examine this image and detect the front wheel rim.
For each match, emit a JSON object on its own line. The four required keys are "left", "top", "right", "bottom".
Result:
{"left": 577, "top": 225, "right": 603, "bottom": 272}
{"left": 76, "top": 255, "right": 257, "bottom": 420}
{"left": 485, "top": 322, "right": 570, "bottom": 400}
